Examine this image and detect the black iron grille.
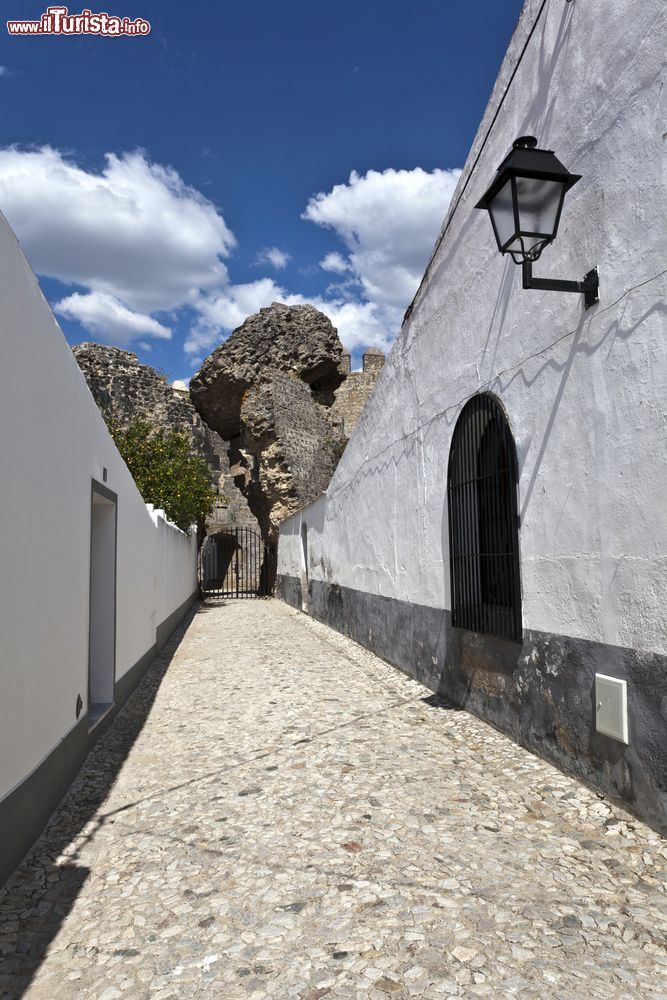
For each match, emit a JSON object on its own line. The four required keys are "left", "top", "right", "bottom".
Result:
{"left": 447, "top": 393, "right": 522, "bottom": 642}
{"left": 199, "top": 527, "right": 272, "bottom": 598}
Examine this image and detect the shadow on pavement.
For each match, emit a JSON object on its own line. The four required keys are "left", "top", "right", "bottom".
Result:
{"left": 421, "top": 693, "right": 462, "bottom": 711}
{"left": 0, "top": 606, "right": 198, "bottom": 1000}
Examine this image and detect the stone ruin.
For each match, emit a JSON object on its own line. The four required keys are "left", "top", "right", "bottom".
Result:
{"left": 189, "top": 303, "right": 348, "bottom": 549}
{"left": 73, "top": 304, "right": 385, "bottom": 572}
{"left": 72, "top": 343, "right": 259, "bottom": 537}
{"left": 330, "top": 346, "right": 386, "bottom": 438}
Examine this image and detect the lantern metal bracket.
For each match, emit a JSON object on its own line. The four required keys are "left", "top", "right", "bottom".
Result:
{"left": 522, "top": 260, "right": 599, "bottom": 310}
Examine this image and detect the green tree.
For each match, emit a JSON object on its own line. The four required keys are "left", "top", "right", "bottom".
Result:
{"left": 108, "top": 417, "right": 215, "bottom": 533}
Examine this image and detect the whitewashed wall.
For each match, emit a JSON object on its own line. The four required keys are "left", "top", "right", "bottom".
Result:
{"left": 279, "top": 496, "right": 326, "bottom": 607}
{"left": 153, "top": 505, "right": 199, "bottom": 639}
{"left": 277, "top": 0, "right": 667, "bottom": 830}
{"left": 279, "top": 0, "right": 666, "bottom": 655}
{"left": 0, "top": 211, "right": 197, "bottom": 808}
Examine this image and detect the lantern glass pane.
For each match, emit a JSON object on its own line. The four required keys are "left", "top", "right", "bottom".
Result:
{"left": 488, "top": 178, "right": 516, "bottom": 250}
{"left": 516, "top": 177, "right": 564, "bottom": 237}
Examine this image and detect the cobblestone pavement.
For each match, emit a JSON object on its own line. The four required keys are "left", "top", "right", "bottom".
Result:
{"left": 1, "top": 600, "right": 666, "bottom": 1000}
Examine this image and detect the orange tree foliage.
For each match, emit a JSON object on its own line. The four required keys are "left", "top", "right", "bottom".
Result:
{"left": 107, "top": 416, "right": 215, "bottom": 533}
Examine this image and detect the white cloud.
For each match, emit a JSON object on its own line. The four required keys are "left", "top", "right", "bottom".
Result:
{"left": 0, "top": 146, "right": 235, "bottom": 314}
{"left": 255, "top": 246, "right": 291, "bottom": 270}
{"left": 56, "top": 291, "right": 171, "bottom": 343}
{"left": 0, "top": 145, "right": 460, "bottom": 362}
{"left": 304, "top": 166, "right": 461, "bottom": 326}
{"left": 0, "top": 67, "right": 9, "bottom": 78}
{"left": 187, "top": 166, "right": 460, "bottom": 363}
{"left": 320, "top": 251, "right": 351, "bottom": 274}
{"left": 309, "top": 297, "right": 394, "bottom": 354}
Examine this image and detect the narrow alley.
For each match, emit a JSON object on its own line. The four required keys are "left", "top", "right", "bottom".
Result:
{"left": 1, "top": 601, "right": 665, "bottom": 1000}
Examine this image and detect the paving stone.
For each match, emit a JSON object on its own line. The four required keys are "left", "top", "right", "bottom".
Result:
{"left": 0, "top": 600, "right": 665, "bottom": 999}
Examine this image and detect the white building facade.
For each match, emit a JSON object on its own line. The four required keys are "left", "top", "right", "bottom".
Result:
{"left": 0, "top": 212, "right": 198, "bottom": 885}
{"left": 277, "top": 0, "right": 667, "bottom": 831}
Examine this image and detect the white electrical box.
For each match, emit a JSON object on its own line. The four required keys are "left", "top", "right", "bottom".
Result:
{"left": 595, "top": 673, "right": 629, "bottom": 743}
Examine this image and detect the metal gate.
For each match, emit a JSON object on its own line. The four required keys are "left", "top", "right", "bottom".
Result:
{"left": 447, "top": 392, "right": 522, "bottom": 642}
{"left": 199, "top": 528, "right": 273, "bottom": 598}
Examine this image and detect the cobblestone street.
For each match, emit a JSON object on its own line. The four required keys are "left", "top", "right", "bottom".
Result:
{"left": 1, "top": 600, "right": 665, "bottom": 1000}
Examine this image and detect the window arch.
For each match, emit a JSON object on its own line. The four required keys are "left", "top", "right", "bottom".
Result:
{"left": 447, "top": 393, "right": 522, "bottom": 642}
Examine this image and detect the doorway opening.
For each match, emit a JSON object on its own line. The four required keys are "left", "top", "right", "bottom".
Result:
{"left": 88, "top": 481, "right": 117, "bottom": 728}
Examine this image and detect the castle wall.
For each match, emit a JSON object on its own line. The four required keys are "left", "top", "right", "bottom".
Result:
{"left": 72, "top": 344, "right": 260, "bottom": 536}
{"left": 331, "top": 351, "right": 385, "bottom": 438}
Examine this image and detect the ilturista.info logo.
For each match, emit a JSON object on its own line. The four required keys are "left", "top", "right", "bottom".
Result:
{"left": 7, "top": 6, "right": 151, "bottom": 36}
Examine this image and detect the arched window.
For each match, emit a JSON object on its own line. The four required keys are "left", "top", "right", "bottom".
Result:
{"left": 447, "top": 394, "right": 522, "bottom": 641}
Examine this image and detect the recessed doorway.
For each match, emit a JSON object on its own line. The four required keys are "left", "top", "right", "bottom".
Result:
{"left": 88, "top": 481, "right": 117, "bottom": 728}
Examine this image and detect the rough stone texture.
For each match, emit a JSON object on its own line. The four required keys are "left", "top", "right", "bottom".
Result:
{"left": 0, "top": 600, "right": 665, "bottom": 1000}
{"left": 231, "top": 372, "right": 343, "bottom": 546}
{"left": 331, "top": 349, "right": 385, "bottom": 438}
{"left": 73, "top": 335, "right": 382, "bottom": 553}
{"left": 360, "top": 347, "right": 385, "bottom": 375}
{"left": 190, "top": 303, "right": 347, "bottom": 440}
{"left": 72, "top": 343, "right": 259, "bottom": 535}
{"left": 190, "top": 304, "right": 347, "bottom": 546}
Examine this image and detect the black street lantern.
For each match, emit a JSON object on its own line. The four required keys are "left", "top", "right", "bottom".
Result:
{"left": 475, "top": 136, "right": 579, "bottom": 264}
{"left": 476, "top": 136, "right": 599, "bottom": 309}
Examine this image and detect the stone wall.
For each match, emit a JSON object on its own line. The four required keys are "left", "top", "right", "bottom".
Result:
{"left": 331, "top": 348, "right": 385, "bottom": 438}
{"left": 72, "top": 344, "right": 259, "bottom": 536}
{"left": 74, "top": 335, "right": 385, "bottom": 548}
{"left": 190, "top": 303, "right": 348, "bottom": 553}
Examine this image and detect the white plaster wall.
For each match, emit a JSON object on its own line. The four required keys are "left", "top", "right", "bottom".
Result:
{"left": 0, "top": 213, "right": 197, "bottom": 803}
{"left": 279, "top": 496, "right": 327, "bottom": 583}
{"left": 278, "top": 0, "right": 667, "bottom": 655}
{"left": 153, "top": 507, "right": 198, "bottom": 628}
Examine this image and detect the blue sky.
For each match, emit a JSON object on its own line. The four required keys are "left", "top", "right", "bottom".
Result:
{"left": 0, "top": 1, "right": 523, "bottom": 380}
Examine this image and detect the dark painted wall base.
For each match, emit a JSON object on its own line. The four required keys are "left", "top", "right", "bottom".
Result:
{"left": 0, "top": 713, "right": 90, "bottom": 891}
{"left": 0, "top": 591, "right": 197, "bottom": 888}
{"left": 276, "top": 574, "right": 667, "bottom": 834}
{"left": 278, "top": 574, "right": 302, "bottom": 611}
{"left": 156, "top": 593, "right": 197, "bottom": 651}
